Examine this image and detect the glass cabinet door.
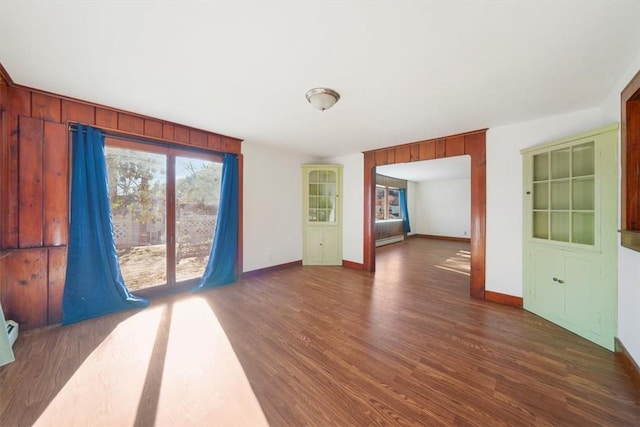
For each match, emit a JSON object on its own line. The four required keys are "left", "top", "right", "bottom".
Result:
{"left": 531, "top": 140, "right": 595, "bottom": 245}
{"left": 307, "top": 169, "right": 337, "bottom": 223}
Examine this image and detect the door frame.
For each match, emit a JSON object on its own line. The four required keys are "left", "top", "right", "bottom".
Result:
{"left": 362, "top": 129, "right": 487, "bottom": 299}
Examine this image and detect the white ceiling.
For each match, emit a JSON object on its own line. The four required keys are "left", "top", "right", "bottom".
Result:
{"left": 1, "top": 1, "right": 639, "bottom": 158}
{"left": 378, "top": 156, "right": 470, "bottom": 182}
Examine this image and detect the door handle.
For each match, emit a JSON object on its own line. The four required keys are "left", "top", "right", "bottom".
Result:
{"left": 552, "top": 277, "right": 564, "bottom": 284}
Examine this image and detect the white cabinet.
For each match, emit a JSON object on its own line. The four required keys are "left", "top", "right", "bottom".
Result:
{"left": 522, "top": 124, "right": 618, "bottom": 350}
{"left": 302, "top": 165, "right": 342, "bottom": 265}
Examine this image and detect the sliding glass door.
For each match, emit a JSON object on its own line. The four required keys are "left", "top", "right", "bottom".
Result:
{"left": 105, "top": 139, "right": 222, "bottom": 293}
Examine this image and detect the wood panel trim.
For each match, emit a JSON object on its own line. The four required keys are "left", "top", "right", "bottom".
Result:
{"left": 0, "top": 62, "right": 14, "bottom": 85}
{"left": 485, "top": 290, "right": 523, "bottom": 308}
{"left": 0, "top": 64, "right": 241, "bottom": 153}
{"left": 363, "top": 129, "right": 486, "bottom": 299}
{"left": 241, "top": 260, "right": 302, "bottom": 279}
{"left": 342, "top": 260, "right": 365, "bottom": 270}
{"left": 621, "top": 69, "right": 640, "bottom": 252}
{"left": 615, "top": 337, "right": 640, "bottom": 389}
{"left": 411, "top": 234, "right": 471, "bottom": 243}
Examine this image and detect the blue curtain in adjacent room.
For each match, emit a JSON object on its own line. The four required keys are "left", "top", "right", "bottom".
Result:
{"left": 194, "top": 153, "right": 239, "bottom": 291}
{"left": 398, "top": 188, "right": 411, "bottom": 233}
{"left": 62, "top": 124, "right": 148, "bottom": 325}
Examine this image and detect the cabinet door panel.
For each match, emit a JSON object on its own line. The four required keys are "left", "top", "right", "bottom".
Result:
{"left": 306, "top": 227, "right": 325, "bottom": 265}
{"left": 321, "top": 227, "right": 340, "bottom": 265}
{"left": 531, "top": 247, "right": 564, "bottom": 317}
{"left": 564, "top": 255, "right": 601, "bottom": 335}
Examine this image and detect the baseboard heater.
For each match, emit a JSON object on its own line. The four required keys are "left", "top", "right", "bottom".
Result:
{"left": 376, "top": 235, "right": 405, "bottom": 247}
{"left": 6, "top": 320, "right": 18, "bottom": 348}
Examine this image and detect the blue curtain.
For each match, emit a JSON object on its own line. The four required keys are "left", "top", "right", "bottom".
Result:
{"left": 194, "top": 153, "right": 239, "bottom": 291}
{"left": 398, "top": 188, "right": 411, "bottom": 233}
{"left": 62, "top": 125, "right": 148, "bottom": 325}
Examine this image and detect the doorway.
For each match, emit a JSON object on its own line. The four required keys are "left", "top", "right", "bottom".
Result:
{"left": 362, "top": 130, "right": 487, "bottom": 299}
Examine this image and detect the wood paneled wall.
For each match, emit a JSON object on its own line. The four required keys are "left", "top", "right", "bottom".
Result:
{"left": 363, "top": 130, "right": 486, "bottom": 299}
{"left": 0, "top": 75, "right": 242, "bottom": 330}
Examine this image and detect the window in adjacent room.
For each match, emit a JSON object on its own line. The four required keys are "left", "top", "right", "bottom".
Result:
{"left": 375, "top": 185, "right": 402, "bottom": 220}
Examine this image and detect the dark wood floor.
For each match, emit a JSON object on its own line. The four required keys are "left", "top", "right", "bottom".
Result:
{"left": 1, "top": 238, "right": 639, "bottom": 426}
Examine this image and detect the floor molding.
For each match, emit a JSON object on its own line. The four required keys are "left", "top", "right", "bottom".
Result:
{"left": 241, "top": 260, "right": 302, "bottom": 279}
{"left": 615, "top": 337, "right": 640, "bottom": 389}
{"left": 342, "top": 260, "right": 365, "bottom": 270}
{"left": 485, "top": 290, "right": 523, "bottom": 308}
{"left": 409, "top": 234, "right": 471, "bottom": 243}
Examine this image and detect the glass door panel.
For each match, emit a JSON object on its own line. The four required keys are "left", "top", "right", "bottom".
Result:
{"left": 533, "top": 152, "right": 549, "bottom": 181}
{"left": 106, "top": 147, "right": 167, "bottom": 292}
{"left": 551, "top": 148, "right": 570, "bottom": 179}
{"left": 175, "top": 157, "right": 222, "bottom": 282}
{"left": 572, "top": 142, "right": 594, "bottom": 177}
{"left": 572, "top": 213, "right": 594, "bottom": 245}
{"left": 550, "top": 212, "right": 570, "bottom": 242}
{"left": 550, "top": 181, "right": 570, "bottom": 210}
{"left": 533, "top": 183, "right": 549, "bottom": 209}
{"left": 533, "top": 212, "right": 549, "bottom": 239}
{"left": 572, "top": 178, "right": 594, "bottom": 211}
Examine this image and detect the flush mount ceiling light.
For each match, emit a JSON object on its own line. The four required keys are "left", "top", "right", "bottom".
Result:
{"left": 305, "top": 87, "right": 340, "bottom": 111}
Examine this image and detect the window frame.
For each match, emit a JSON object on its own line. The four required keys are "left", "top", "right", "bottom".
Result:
{"left": 105, "top": 137, "right": 223, "bottom": 296}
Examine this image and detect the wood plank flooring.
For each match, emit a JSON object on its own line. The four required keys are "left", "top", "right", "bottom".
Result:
{"left": 1, "top": 238, "right": 639, "bottom": 426}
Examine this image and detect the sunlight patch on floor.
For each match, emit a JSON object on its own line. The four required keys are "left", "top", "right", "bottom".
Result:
{"left": 33, "top": 305, "right": 164, "bottom": 426}
{"left": 155, "top": 296, "right": 268, "bottom": 426}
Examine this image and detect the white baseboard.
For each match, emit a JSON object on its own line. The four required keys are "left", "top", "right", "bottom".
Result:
{"left": 376, "top": 235, "right": 404, "bottom": 247}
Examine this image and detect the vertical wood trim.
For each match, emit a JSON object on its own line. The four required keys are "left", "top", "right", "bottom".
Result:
{"left": 43, "top": 121, "right": 68, "bottom": 246}
{"left": 0, "top": 97, "right": 7, "bottom": 250}
{"left": 419, "top": 140, "right": 436, "bottom": 160}
{"left": 117, "top": 113, "right": 144, "bottom": 134}
{"left": 435, "top": 139, "right": 446, "bottom": 158}
{"left": 31, "top": 92, "right": 61, "bottom": 123}
{"left": 4, "top": 87, "right": 30, "bottom": 248}
{"left": 363, "top": 151, "right": 376, "bottom": 272}
{"left": 410, "top": 144, "right": 420, "bottom": 161}
{"left": 465, "top": 132, "right": 486, "bottom": 299}
{"left": 445, "top": 135, "right": 465, "bottom": 157}
{"left": 18, "top": 116, "right": 44, "bottom": 248}
{"left": 95, "top": 108, "right": 118, "bottom": 128}
{"left": 144, "top": 119, "right": 163, "bottom": 138}
{"left": 395, "top": 145, "right": 411, "bottom": 163}
{"left": 61, "top": 100, "right": 95, "bottom": 124}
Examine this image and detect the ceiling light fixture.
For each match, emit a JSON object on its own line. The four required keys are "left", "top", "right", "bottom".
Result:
{"left": 305, "top": 87, "right": 340, "bottom": 111}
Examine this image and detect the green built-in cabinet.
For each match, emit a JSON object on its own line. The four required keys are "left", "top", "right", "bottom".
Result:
{"left": 522, "top": 124, "right": 618, "bottom": 351}
{"left": 302, "top": 164, "right": 343, "bottom": 265}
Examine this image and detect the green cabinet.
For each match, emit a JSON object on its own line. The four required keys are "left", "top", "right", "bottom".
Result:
{"left": 302, "top": 165, "right": 343, "bottom": 265}
{"left": 0, "top": 301, "right": 15, "bottom": 367}
{"left": 522, "top": 124, "right": 618, "bottom": 350}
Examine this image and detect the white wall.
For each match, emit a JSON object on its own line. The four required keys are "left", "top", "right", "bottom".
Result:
{"left": 242, "top": 141, "right": 317, "bottom": 272}
{"left": 601, "top": 52, "right": 640, "bottom": 366}
{"left": 323, "top": 152, "right": 364, "bottom": 264}
{"left": 413, "top": 179, "right": 470, "bottom": 238}
{"left": 485, "top": 108, "right": 606, "bottom": 297}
